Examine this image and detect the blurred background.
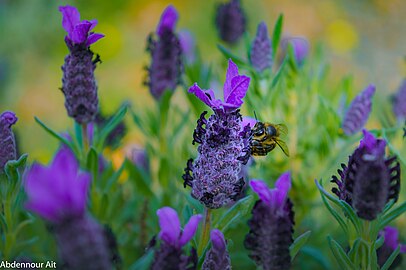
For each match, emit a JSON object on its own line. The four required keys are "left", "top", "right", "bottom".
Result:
{"left": 0, "top": 0, "right": 405, "bottom": 161}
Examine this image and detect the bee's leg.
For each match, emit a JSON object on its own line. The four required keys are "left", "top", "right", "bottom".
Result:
{"left": 182, "top": 158, "right": 194, "bottom": 188}
{"left": 237, "top": 145, "right": 251, "bottom": 164}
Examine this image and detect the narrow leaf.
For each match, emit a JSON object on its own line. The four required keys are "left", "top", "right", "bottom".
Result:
{"left": 272, "top": 14, "right": 284, "bottom": 58}
{"left": 290, "top": 230, "right": 312, "bottom": 261}
{"left": 328, "top": 236, "right": 357, "bottom": 270}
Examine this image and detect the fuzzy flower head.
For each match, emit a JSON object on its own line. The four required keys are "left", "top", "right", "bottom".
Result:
{"left": 146, "top": 5, "right": 183, "bottom": 100}
{"left": 392, "top": 79, "right": 406, "bottom": 121}
{"left": 250, "top": 22, "right": 272, "bottom": 73}
{"left": 157, "top": 207, "right": 202, "bottom": 249}
{"left": 202, "top": 229, "right": 231, "bottom": 270}
{"left": 245, "top": 173, "right": 294, "bottom": 270}
{"left": 189, "top": 59, "right": 250, "bottom": 112}
{"left": 215, "top": 0, "right": 246, "bottom": 44}
{"left": 331, "top": 130, "right": 401, "bottom": 220}
{"left": 24, "top": 148, "right": 91, "bottom": 223}
{"left": 0, "top": 111, "right": 18, "bottom": 171}
{"left": 59, "top": 5, "right": 104, "bottom": 47}
{"left": 342, "top": 84, "right": 376, "bottom": 135}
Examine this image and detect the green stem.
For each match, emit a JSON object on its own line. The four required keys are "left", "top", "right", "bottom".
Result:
{"left": 82, "top": 123, "right": 89, "bottom": 156}
{"left": 198, "top": 208, "right": 211, "bottom": 256}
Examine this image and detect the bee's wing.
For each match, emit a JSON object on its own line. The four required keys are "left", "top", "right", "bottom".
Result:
{"left": 275, "top": 124, "right": 288, "bottom": 135}
{"left": 275, "top": 138, "right": 290, "bottom": 157}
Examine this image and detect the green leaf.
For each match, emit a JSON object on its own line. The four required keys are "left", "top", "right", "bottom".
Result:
{"left": 380, "top": 245, "right": 400, "bottom": 270}
{"left": 86, "top": 148, "right": 99, "bottom": 181}
{"left": 74, "top": 121, "right": 83, "bottom": 150}
{"left": 4, "top": 154, "right": 28, "bottom": 182}
{"left": 95, "top": 104, "right": 127, "bottom": 150}
{"left": 300, "top": 246, "right": 332, "bottom": 270}
{"left": 272, "top": 14, "right": 284, "bottom": 59}
{"left": 328, "top": 236, "right": 357, "bottom": 270}
{"left": 126, "top": 159, "right": 154, "bottom": 198}
{"left": 338, "top": 200, "right": 362, "bottom": 235}
{"left": 128, "top": 249, "right": 154, "bottom": 270}
{"left": 217, "top": 44, "right": 247, "bottom": 67}
{"left": 290, "top": 230, "right": 311, "bottom": 261}
{"left": 319, "top": 189, "right": 348, "bottom": 235}
{"left": 379, "top": 201, "right": 406, "bottom": 229}
{"left": 271, "top": 56, "right": 287, "bottom": 88}
{"left": 214, "top": 195, "right": 254, "bottom": 232}
{"left": 348, "top": 238, "right": 361, "bottom": 265}
{"left": 34, "top": 117, "right": 78, "bottom": 156}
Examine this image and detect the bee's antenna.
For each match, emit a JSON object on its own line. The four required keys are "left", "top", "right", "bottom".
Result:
{"left": 254, "top": 111, "right": 258, "bottom": 122}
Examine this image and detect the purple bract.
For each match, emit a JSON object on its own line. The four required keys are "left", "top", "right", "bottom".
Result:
{"left": 0, "top": 111, "right": 18, "bottom": 171}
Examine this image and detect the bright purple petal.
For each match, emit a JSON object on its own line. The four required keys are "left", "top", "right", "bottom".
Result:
{"left": 223, "top": 59, "right": 239, "bottom": 101}
{"left": 86, "top": 19, "right": 98, "bottom": 31}
{"left": 272, "top": 172, "right": 291, "bottom": 206}
{"left": 359, "top": 129, "right": 386, "bottom": 157}
{"left": 249, "top": 180, "right": 272, "bottom": 205}
{"left": 225, "top": 75, "right": 250, "bottom": 107}
{"left": 157, "top": 5, "right": 178, "bottom": 36}
{"left": 86, "top": 33, "right": 105, "bottom": 46}
{"left": 210, "top": 229, "right": 226, "bottom": 251}
{"left": 188, "top": 83, "right": 221, "bottom": 110}
{"left": 179, "top": 214, "right": 202, "bottom": 247}
{"left": 59, "top": 5, "right": 81, "bottom": 35}
{"left": 241, "top": 117, "right": 257, "bottom": 129}
{"left": 70, "top": 21, "right": 92, "bottom": 44}
{"left": 157, "top": 207, "right": 181, "bottom": 246}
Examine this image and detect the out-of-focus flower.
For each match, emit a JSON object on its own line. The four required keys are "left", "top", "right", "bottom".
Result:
{"left": 331, "top": 130, "right": 400, "bottom": 220}
{"left": 146, "top": 5, "right": 183, "bottom": 100}
{"left": 392, "top": 79, "right": 406, "bottom": 121}
{"left": 342, "top": 85, "right": 375, "bottom": 135}
{"left": 24, "top": 148, "right": 113, "bottom": 269}
{"left": 179, "top": 30, "right": 196, "bottom": 64}
{"left": 94, "top": 111, "right": 126, "bottom": 149}
{"left": 183, "top": 60, "right": 251, "bottom": 209}
{"left": 280, "top": 36, "right": 309, "bottom": 66}
{"left": 0, "top": 111, "right": 18, "bottom": 172}
{"left": 152, "top": 207, "right": 201, "bottom": 270}
{"left": 215, "top": 0, "right": 246, "bottom": 44}
{"left": 202, "top": 229, "right": 231, "bottom": 270}
{"left": 250, "top": 22, "right": 272, "bottom": 73}
{"left": 244, "top": 173, "right": 294, "bottom": 270}
{"left": 59, "top": 5, "right": 103, "bottom": 124}
{"left": 129, "top": 146, "right": 149, "bottom": 172}
{"left": 377, "top": 226, "right": 406, "bottom": 269}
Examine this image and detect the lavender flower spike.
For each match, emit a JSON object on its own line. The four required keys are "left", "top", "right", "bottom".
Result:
{"left": 0, "top": 111, "right": 18, "bottom": 172}
{"left": 202, "top": 229, "right": 231, "bottom": 270}
{"left": 146, "top": 5, "right": 183, "bottom": 100}
{"left": 244, "top": 173, "right": 294, "bottom": 270}
{"left": 152, "top": 207, "right": 202, "bottom": 270}
{"left": 250, "top": 22, "right": 272, "bottom": 73}
{"left": 331, "top": 129, "right": 401, "bottom": 220}
{"left": 215, "top": 0, "right": 246, "bottom": 44}
{"left": 342, "top": 84, "right": 375, "bottom": 135}
{"left": 281, "top": 36, "right": 309, "bottom": 66}
{"left": 392, "top": 79, "right": 406, "bottom": 121}
{"left": 377, "top": 226, "right": 406, "bottom": 268}
{"left": 184, "top": 60, "right": 251, "bottom": 208}
{"left": 59, "top": 5, "right": 103, "bottom": 124}
{"left": 24, "top": 148, "right": 113, "bottom": 269}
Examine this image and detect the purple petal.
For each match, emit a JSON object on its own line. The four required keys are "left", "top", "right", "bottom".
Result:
{"left": 157, "top": 207, "right": 181, "bottom": 246}
{"left": 384, "top": 226, "right": 400, "bottom": 250}
{"left": 59, "top": 5, "right": 81, "bottom": 35}
{"left": 210, "top": 229, "right": 226, "bottom": 251}
{"left": 241, "top": 117, "right": 257, "bottom": 129}
{"left": 86, "top": 19, "right": 98, "bottom": 31}
{"left": 249, "top": 180, "right": 272, "bottom": 205}
{"left": 272, "top": 172, "right": 291, "bottom": 207}
{"left": 224, "top": 75, "right": 250, "bottom": 107}
{"left": 86, "top": 33, "right": 105, "bottom": 46}
{"left": 223, "top": 59, "right": 239, "bottom": 101}
{"left": 157, "top": 5, "right": 178, "bottom": 36}
{"left": 290, "top": 37, "right": 309, "bottom": 64}
{"left": 188, "top": 83, "right": 221, "bottom": 110}
{"left": 359, "top": 129, "right": 386, "bottom": 157}
{"left": 179, "top": 214, "right": 202, "bottom": 247}
{"left": 70, "top": 21, "right": 92, "bottom": 44}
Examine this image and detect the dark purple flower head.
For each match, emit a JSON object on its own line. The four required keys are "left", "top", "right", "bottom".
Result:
{"left": 24, "top": 148, "right": 91, "bottom": 223}
{"left": 377, "top": 226, "right": 406, "bottom": 269}
{"left": 331, "top": 130, "right": 401, "bottom": 220}
{"left": 342, "top": 85, "right": 375, "bottom": 135}
{"left": 392, "top": 79, "right": 406, "bottom": 121}
{"left": 215, "top": 0, "right": 246, "bottom": 44}
{"left": 281, "top": 36, "right": 309, "bottom": 65}
{"left": 189, "top": 59, "right": 250, "bottom": 113}
{"left": 59, "top": 5, "right": 104, "bottom": 47}
{"left": 250, "top": 22, "right": 272, "bottom": 73}
{"left": 245, "top": 173, "right": 294, "bottom": 270}
{"left": 0, "top": 111, "right": 18, "bottom": 171}
{"left": 152, "top": 207, "right": 201, "bottom": 270}
{"left": 202, "top": 229, "right": 231, "bottom": 270}
{"left": 146, "top": 5, "right": 183, "bottom": 100}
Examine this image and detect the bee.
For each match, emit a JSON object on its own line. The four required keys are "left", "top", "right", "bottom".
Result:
{"left": 250, "top": 121, "right": 290, "bottom": 157}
